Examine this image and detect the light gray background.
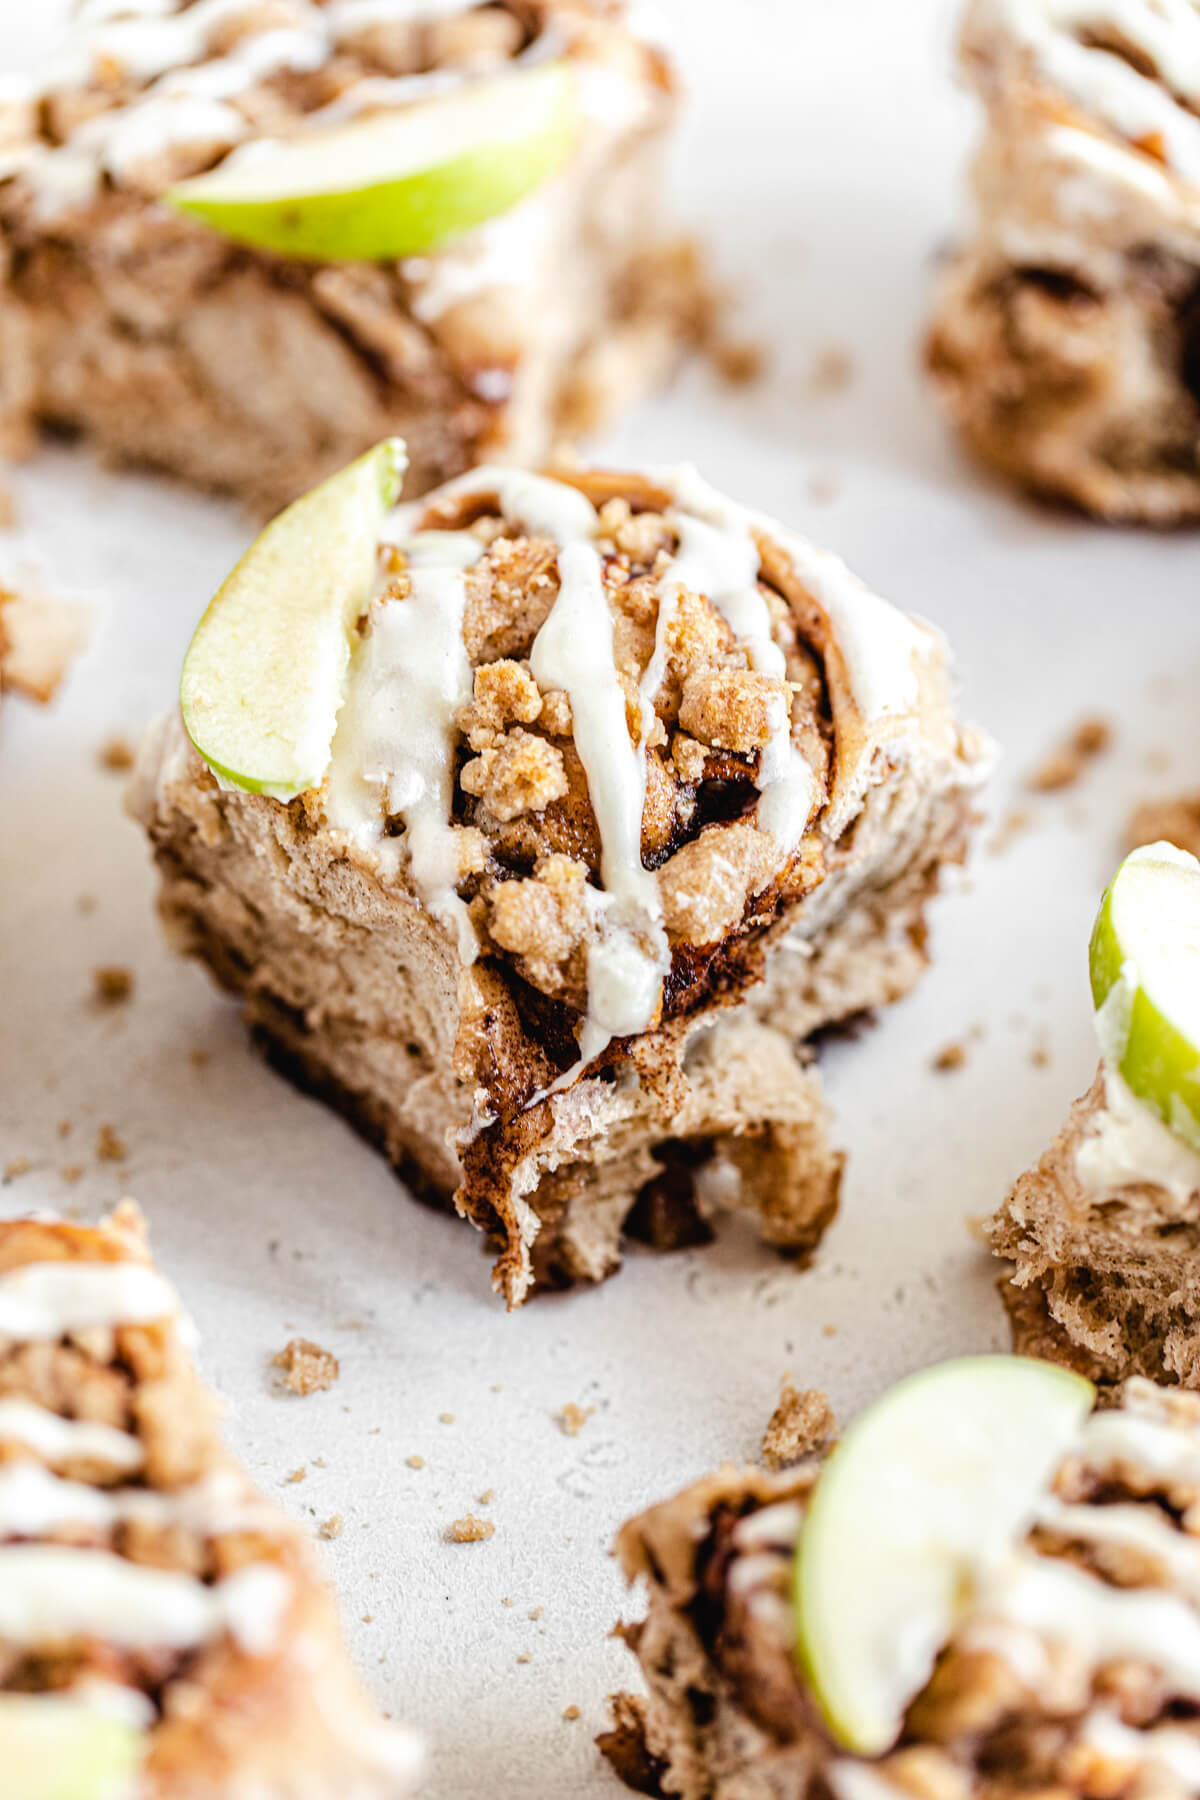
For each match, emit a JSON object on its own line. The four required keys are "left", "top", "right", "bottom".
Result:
{"left": 2, "top": 3, "right": 1195, "bottom": 1794}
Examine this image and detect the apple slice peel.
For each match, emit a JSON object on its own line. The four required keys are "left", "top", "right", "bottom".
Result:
{"left": 1090, "top": 841, "right": 1200, "bottom": 1151}
{"left": 793, "top": 1355, "right": 1094, "bottom": 1757}
{"left": 168, "top": 63, "right": 580, "bottom": 262}
{"left": 180, "top": 437, "right": 406, "bottom": 801}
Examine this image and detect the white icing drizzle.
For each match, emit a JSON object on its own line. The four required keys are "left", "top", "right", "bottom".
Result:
{"left": 981, "top": 0, "right": 1200, "bottom": 188}
{"left": 1082, "top": 1709, "right": 1200, "bottom": 1786}
{"left": 22, "top": 0, "right": 485, "bottom": 208}
{"left": 0, "top": 1400, "right": 144, "bottom": 1475}
{"left": 731, "top": 1499, "right": 805, "bottom": 1552}
{"left": 1037, "top": 1493, "right": 1200, "bottom": 1596}
{"left": 1077, "top": 1406, "right": 1200, "bottom": 1492}
{"left": 661, "top": 500, "right": 817, "bottom": 851}
{"left": 0, "top": 1460, "right": 277, "bottom": 1540}
{"left": 0, "top": 1543, "right": 290, "bottom": 1655}
{"left": 326, "top": 551, "right": 479, "bottom": 964}
{"left": 975, "top": 1548, "right": 1200, "bottom": 1694}
{"left": 0, "top": 1260, "right": 183, "bottom": 1344}
{"left": 1076, "top": 1064, "right": 1200, "bottom": 1202}
{"left": 829, "top": 1763, "right": 909, "bottom": 1800}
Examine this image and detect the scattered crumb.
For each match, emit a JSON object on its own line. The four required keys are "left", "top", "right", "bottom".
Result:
{"left": 319, "top": 1515, "right": 343, "bottom": 1540}
{"left": 97, "top": 735, "right": 134, "bottom": 773}
{"left": 761, "top": 1377, "right": 837, "bottom": 1472}
{"left": 932, "top": 1041, "right": 967, "bottom": 1073}
{"left": 713, "top": 335, "right": 765, "bottom": 386}
{"left": 810, "top": 345, "right": 854, "bottom": 392}
{"left": 563, "top": 1705, "right": 580, "bottom": 1722}
{"left": 406, "top": 1454, "right": 425, "bottom": 1470}
{"left": 501, "top": 1597, "right": 514, "bottom": 1608}
{"left": 60, "top": 1164, "right": 83, "bottom": 1184}
{"left": 965, "top": 1213, "right": 990, "bottom": 1245}
{"left": 95, "top": 1125, "right": 126, "bottom": 1163}
{"left": 1027, "top": 716, "right": 1113, "bottom": 793}
{"left": 477, "top": 1488, "right": 494, "bottom": 1505}
{"left": 362, "top": 1613, "right": 373, "bottom": 1623}
{"left": 438, "top": 1412, "right": 455, "bottom": 1424}
{"left": 77, "top": 894, "right": 97, "bottom": 915}
{"left": 806, "top": 470, "right": 840, "bottom": 505}
{"left": 0, "top": 485, "right": 17, "bottom": 529}
{"left": 446, "top": 1514, "right": 494, "bottom": 1544}
{"left": 1030, "top": 1037, "right": 1052, "bottom": 1069}
{"left": 188, "top": 1048, "right": 211, "bottom": 1069}
{"left": 273, "top": 1337, "right": 339, "bottom": 1396}
{"left": 284, "top": 1467, "right": 306, "bottom": 1485}
{"left": 988, "top": 807, "right": 1033, "bottom": 855}
{"left": 557, "top": 1402, "right": 594, "bottom": 1438}
{"left": 821, "top": 1322, "right": 838, "bottom": 1338}
{"left": 57, "top": 1120, "right": 71, "bottom": 1139}
{"left": 92, "top": 964, "right": 134, "bottom": 1006}
{"left": 528, "top": 1606, "right": 543, "bottom": 1621}
{"left": 3, "top": 1157, "right": 31, "bottom": 1181}
{"left": 516, "top": 1652, "right": 532, "bottom": 1664}
{"left": 311, "top": 1455, "right": 327, "bottom": 1469}
{"left": 1127, "top": 791, "right": 1200, "bottom": 861}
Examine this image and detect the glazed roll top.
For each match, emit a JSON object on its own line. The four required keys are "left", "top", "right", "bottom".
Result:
{"left": 320, "top": 462, "right": 970, "bottom": 1093}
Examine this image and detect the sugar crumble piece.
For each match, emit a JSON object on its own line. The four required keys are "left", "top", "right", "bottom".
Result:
{"left": 97, "top": 735, "right": 135, "bottom": 773}
{"left": 761, "top": 1378, "right": 836, "bottom": 1472}
{"left": 92, "top": 964, "right": 134, "bottom": 1006}
{"left": 406, "top": 1454, "right": 426, "bottom": 1470}
{"left": 273, "top": 1337, "right": 339, "bottom": 1396}
{"left": 446, "top": 1514, "right": 494, "bottom": 1544}
{"left": 1026, "top": 715, "right": 1113, "bottom": 793}
{"left": 557, "top": 1402, "right": 594, "bottom": 1438}
{"left": 319, "top": 1515, "right": 344, "bottom": 1540}
{"left": 95, "top": 1124, "right": 127, "bottom": 1163}
{"left": 563, "top": 1705, "right": 581, "bottom": 1722}
{"left": 932, "top": 1041, "right": 967, "bottom": 1073}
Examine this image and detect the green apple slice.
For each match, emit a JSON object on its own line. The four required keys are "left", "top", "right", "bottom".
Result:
{"left": 794, "top": 1355, "right": 1094, "bottom": 1757}
{"left": 180, "top": 437, "right": 406, "bottom": 800}
{"left": 167, "top": 63, "right": 580, "bottom": 262}
{"left": 0, "top": 1693, "right": 142, "bottom": 1800}
{"left": 1089, "top": 841, "right": 1200, "bottom": 1151}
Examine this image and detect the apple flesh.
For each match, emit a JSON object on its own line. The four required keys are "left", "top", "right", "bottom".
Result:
{"left": 168, "top": 63, "right": 580, "bottom": 262}
{"left": 180, "top": 437, "right": 406, "bottom": 800}
{"left": 793, "top": 1355, "right": 1094, "bottom": 1757}
{"left": 0, "top": 1693, "right": 142, "bottom": 1800}
{"left": 1090, "top": 841, "right": 1200, "bottom": 1150}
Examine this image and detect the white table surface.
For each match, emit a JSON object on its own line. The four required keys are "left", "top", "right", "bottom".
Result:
{"left": 3, "top": 3, "right": 1198, "bottom": 1794}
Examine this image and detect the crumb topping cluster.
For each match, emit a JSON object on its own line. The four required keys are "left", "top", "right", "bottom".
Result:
{"left": 364, "top": 475, "right": 837, "bottom": 1020}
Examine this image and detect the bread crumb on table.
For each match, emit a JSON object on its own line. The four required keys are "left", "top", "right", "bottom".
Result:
{"left": 1026, "top": 716, "right": 1112, "bottom": 793}
{"left": 932, "top": 1041, "right": 967, "bottom": 1073}
{"left": 557, "top": 1402, "right": 594, "bottom": 1438}
{"left": 446, "top": 1514, "right": 494, "bottom": 1544}
{"left": 273, "top": 1337, "right": 339, "bottom": 1396}
{"left": 1127, "top": 791, "right": 1200, "bottom": 861}
{"left": 60, "top": 1164, "right": 83, "bottom": 1184}
{"left": 95, "top": 1124, "right": 127, "bottom": 1163}
{"left": 98, "top": 735, "right": 135, "bottom": 773}
{"left": 406, "top": 1454, "right": 425, "bottom": 1470}
{"left": 439, "top": 1411, "right": 455, "bottom": 1424}
{"left": 563, "top": 1705, "right": 580, "bottom": 1722}
{"left": 761, "top": 1378, "right": 836, "bottom": 1471}
{"left": 319, "top": 1515, "right": 343, "bottom": 1540}
{"left": 284, "top": 1467, "right": 306, "bottom": 1485}
{"left": 92, "top": 965, "right": 134, "bottom": 1006}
